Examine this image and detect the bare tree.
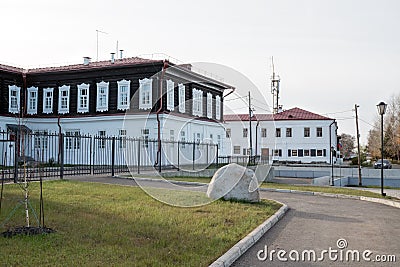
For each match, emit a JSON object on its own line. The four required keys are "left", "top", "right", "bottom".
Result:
{"left": 339, "top": 133, "right": 355, "bottom": 159}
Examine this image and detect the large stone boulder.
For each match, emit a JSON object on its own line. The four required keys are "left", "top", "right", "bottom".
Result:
{"left": 207, "top": 163, "right": 260, "bottom": 202}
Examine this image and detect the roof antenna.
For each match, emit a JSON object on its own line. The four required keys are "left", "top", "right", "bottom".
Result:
{"left": 270, "top": 56, "right": 281, "bottom": 114}
{"left": 96, "top": 29, "right": 108, "bottom": 61}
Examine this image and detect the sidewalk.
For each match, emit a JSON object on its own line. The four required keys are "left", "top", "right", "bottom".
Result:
{"left": 346, "top": 187, "right": 400, "bottom": 199}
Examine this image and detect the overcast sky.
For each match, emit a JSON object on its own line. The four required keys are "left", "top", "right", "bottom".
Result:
{"left": 1, "top": 0, "right": 399, "bottom": 144}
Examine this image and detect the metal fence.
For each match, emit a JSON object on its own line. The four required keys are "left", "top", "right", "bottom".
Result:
{"left": 0, "top": 131, "right": 219, "bottom": 182}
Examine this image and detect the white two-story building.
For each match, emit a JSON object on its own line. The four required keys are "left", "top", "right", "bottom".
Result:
{"left": 223, "top": 107, "right": 338, "bottom": 164}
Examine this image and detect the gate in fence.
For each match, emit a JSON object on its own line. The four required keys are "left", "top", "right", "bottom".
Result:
{"left": 0, "top": 131, "right": 219, "bottom": 182}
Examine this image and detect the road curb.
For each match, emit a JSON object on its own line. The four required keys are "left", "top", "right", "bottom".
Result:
{"left": 209, "top": 202, "right": 289, "bottom": 267}
{"left": 260, "top": 188, "right": 400, "bottom": 209}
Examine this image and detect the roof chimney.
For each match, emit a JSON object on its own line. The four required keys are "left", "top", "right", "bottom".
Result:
{"left": 83, "top": 57, "right": 91, "bottom": 65}
{"left": 119, "top": 50, "right": 124, "bottom": 59}
{"left": 110, "top": 52, "right": 115, "bottom": 64}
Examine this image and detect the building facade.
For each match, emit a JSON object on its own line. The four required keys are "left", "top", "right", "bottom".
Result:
{"left": 0, "top": 57, "right": 233, "bottom": 166}
{"left": 223, "top": 108, "right": 338, "bottom": 164}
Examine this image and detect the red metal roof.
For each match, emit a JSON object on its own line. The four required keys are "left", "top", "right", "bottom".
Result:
{"left": 224, "top": 107, "right": 333, "bottom": 121}
{"left": 27, "top": 57, "right": 164, "bottom": 74}
{"left": 0, "top": 64, "right": 25, "bottom": 74}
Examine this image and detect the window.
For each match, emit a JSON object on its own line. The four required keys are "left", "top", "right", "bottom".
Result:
{"left": 178, "top": 83, "right": 185, "bottom": 113}
{"left": 119, "top": 129, "right": 127, "bottom": 148}
{"left": 58, "top": 85, "right": 70, "bottom": 114}
{"left": 316, "top": 127, "right": 323, "bottom": 137}
{"left": 217, "top": 135, "right": 221, "bottom": 147}
{"left": 138, "top": 78, "right": 151, "bottom": 110}
{"left": 166, "top": 80, "right": 174, "bottom": 111}
{"left": 118, "top": 79, "right": 131, "bottom": 110}
{"left": 304, "top": 127, "right": 310, "bottom": 137}
{"left": 8, "top": 85, "right": 21, "bottom": 114}
{"left": 77, "top": 83, "right": 89, "bottom": 113}
{"left": 180, "top": 130, "right": 186, "bottom": 148}
{"left": 27, "top": 86, "right": 38, "bottom": 115}
{"left": 317, "top": 149, "right": 323, "bottom": 156}
{"left": 207, "top": 93, "right": 213, "bottom": 119}
{"left": 298, "top": 149, "right": 304, "bottom": 157}
{"left": 273, "top": 149, "right": 282, "bottom": 157}
{"left": 43, "top": 88, "right": 54, "bottom": 114}
{"left": 292, "top": 149, "right": 298, "bottom": 157}
{"left": 192, "top": 88, "right": 203, "bottom": 116}
{"left": 310, "top": 149, "right": 316, "bottom": 157}
{"left": 96, "top": 81, "right": 109, "bottom": 112}
{"left": 233, "top": 146, "right": 241, "bottom": 154}
{"left": 243, "top": 148, "right": 247, "bottom": 155}
{"left": 209, "top": 134, "right": 213, "bottom": 143}
{"left": 243, "top": 128, "right": 248, "bottom": 138}
{"left": 34, "top": 130, "right": 48, "bottom": 149}
{"left": 98, "top": 130, "right": 106, "bottom": 149}
{"left": 304, "top": 149, "right": 310, "bottom": 157}
{"left": 276, "top": 128, "right": 281, "bottom": 137}
{"left": 65, "top": 130, "right": 80, "bottom": 150}
{"left": 215, "top": 95, "right": 221, "bottom": 120}
{"left": 288, "top": 150, "right": 291, "bottom": 157}
{"left": 141, "top": 128, "right": 149, "bottom": 147}
{"left": 261, "top": 128, "right": 267, "bottom": 138}
{"left": 170, "top": 129, "right": 175, "bottom": 141}
{"left": 286, "top": 128, "right": 292, "bottom": 137}
{"left": 226, "top": 128, "right": 231, "bottom": 138}
{"left": 196, "top": 133, "right": 201, "bottom": 143}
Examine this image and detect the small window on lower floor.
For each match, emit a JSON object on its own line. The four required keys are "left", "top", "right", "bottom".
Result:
{"left": 292, "top": 149, "right": 298, "bottom": 157}
{"left": 273, "top": 149, "right": 282, "bottom": 157}
{"left": 233, "top": 146, "right": 241, "bottom": 154}
{"left": 311, "top": 149, "right": 316, "bottom": 157}
{"left": 304, "top": 150, "right": 310, "bottom": 157}
{"left": 317, "top": 149, "right": 323, "bottom": 156}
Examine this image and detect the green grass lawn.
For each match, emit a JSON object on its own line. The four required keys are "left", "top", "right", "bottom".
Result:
{"left": 0, "top": 180, "right": 280, "bottom": 266}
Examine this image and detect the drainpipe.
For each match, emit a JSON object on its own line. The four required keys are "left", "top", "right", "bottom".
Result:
{"left": 155, "top": 61, "right": 168, "bottom": 172}
{"left": 329, "top": 119, "right": 336, "bottom": 186}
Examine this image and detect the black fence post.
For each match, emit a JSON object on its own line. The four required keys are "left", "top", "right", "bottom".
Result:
{"left": 177, "top": 141, "right": 180, "bottom": 171}
{"left": 137, "top": 139, "right": 140, "bottom": 174}
{"left": 13, "top": 134, "right": 18, "bottom": 183}
{"left": 216, "top": 144, "right": 219, "bottom": 168}
{"left": 90, "top": 136, "right": 93, "bottom": 175}
{"left": 60, "top": 133, "right": 64, "bottom": 180}
{"left": 192, "top": 141, "right": 196, "bottom": 171}
{"left": 158, "top": 139, "right": 162, "bottom": 173}
{"left": 111, "top": 137, "right": 115, "bottom": 177}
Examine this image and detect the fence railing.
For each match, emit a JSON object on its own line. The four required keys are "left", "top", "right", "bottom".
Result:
{"left": 0, "top": 131, "right": 219, "bottom": 182}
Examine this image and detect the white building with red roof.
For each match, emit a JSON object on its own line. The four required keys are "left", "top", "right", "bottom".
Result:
{"left": 223, "top": 107, "right": 338, "bottom": 164}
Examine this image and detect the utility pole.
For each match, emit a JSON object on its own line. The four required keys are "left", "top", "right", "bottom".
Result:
{"left": 355, "top": 104, "right": 362, "bottom": 186}
{"left": 248, "top": 91, "right": 253, "bottom": 160}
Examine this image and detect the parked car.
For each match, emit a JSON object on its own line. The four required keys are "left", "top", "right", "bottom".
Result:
{"left": 373, "top": 159, "right": 392, "bottom": 169}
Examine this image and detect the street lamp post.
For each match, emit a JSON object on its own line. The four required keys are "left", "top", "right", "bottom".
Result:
{"left": 377, "top": 101, "right": 387, "bottom": 197}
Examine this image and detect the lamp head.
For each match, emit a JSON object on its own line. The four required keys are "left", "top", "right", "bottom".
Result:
{"left": 377, "top": 101, "right": 387, "bottom": 115}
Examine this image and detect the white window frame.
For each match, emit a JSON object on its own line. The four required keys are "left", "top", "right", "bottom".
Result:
{"left": 43, "top": 87, "right": 54, "bottom": 114}
{"left": 118, "top": 80, "right": 131, "bottom": 111}
{"left": 178, "top": 83, "right": 185, "bottom": 113}
{"left": 77, "top": 83, "right": 89, "bottom": 113}
{"left": 215, "top": 95, "right": 221, "bottom": 120}
{"left": 58, "top": 85, "right": 70, "bottom": 114}
{"left": 138, "top": 78, "right": 151, "bottom": 110}
{"left": 8, "top": 85, "right": 21, "bottom": 114}
{"left": 96, "top": 81, "right": 109, "bottom": 112}
{"left": 27, "top": 86, "right": 38, "bottom": 115}
{"left": 207, "top": 92, "right": 213, "bottom": 119}
{"left": 166, "top": 79, "right": 174, "bottom": 111}
{"left": 192, "top": 88, "right": 203, "bottom": 117}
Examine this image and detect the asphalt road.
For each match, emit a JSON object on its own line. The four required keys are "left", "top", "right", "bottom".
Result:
{"left": 67, "top": 175, "right": 400, "bottom": 267}
{"left": 232, "top": 191, "right": 400, "bottom": 267}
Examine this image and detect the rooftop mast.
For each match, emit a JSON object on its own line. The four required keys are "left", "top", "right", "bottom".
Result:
{"left": 271, "top": 57, "right": 281, "bottom": 114}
